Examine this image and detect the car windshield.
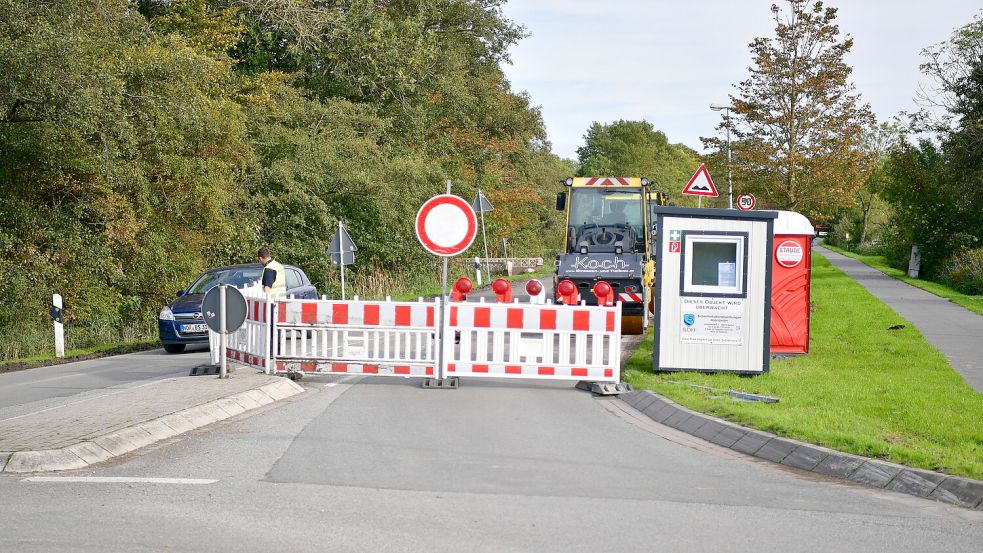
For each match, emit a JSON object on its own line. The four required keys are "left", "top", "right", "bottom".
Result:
{"left": 186, "top": 268, "right": 263, "bottom": 295}
{"left": 568, "top": 188, "right": 645, "bottom": 253}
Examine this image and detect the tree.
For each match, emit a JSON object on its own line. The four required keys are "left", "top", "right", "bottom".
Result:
{"left": 0, "top": 0, "right": 571, "bottom": 360}
{"left": 576, "top": 120, "right": 700, "bottom": 203}
{"left": 876, "top": 12, "right": 983, "bottom": 275}
{"left": 855, "top": 122, "right": 899, "bottom": 244}
{"left": 917, "top": 12, "right": 983, "bottom": 244}
{"left": 703, "top": 0, "right": 874, "bottom": 218}
{"left": 0, "top": 0, "right": 251, "bottom": 331}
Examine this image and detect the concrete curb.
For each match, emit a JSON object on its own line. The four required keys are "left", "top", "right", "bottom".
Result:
{"left": 621, "top": 390, "right": 983, "bottom": 510}
{"left": 0, "top": 378, "right": 304, "bottom": 474}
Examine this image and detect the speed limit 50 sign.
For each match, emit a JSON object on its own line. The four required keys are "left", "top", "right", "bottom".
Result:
{"left": 737, "top": 193, "right": 756, "bottom": 211}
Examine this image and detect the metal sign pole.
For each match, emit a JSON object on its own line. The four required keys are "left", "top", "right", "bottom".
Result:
{"left": 437, "top": 179, "right": 452, "bottom": 380}
{"left": 439, "top": 256, "right": 449, "bottom": 379}
{"left": 219, "top": 285, "right": 227, "bottom": 379}
{"left": 479, "top": 198, "right": 490, "bottom": 279}
{"left": 339, "top": 220, "right": 347, "bottom": 300}
{"left": 726, "top": 107, "right": 733, "bottom": 210}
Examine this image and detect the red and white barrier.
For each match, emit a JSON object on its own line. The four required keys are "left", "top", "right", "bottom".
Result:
{"left": 272, "top": 298, "right": 439, "bottom": 377}
{"left": 443, "top": 300, "right": 621, "bottom": 383}
{"left": 214, "top": 286, "right": 624, "bottom": 388}
{"left": 210, "top": 285, "right": 273, "bottom": 372}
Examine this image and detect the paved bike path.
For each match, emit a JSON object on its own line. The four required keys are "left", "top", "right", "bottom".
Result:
{"left": 816, "top": 246, "right": 983, "bottom": 393}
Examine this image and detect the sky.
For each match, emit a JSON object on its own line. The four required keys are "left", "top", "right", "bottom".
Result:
{"left": 500, "top": 0, "right": 982, "bottom": 160}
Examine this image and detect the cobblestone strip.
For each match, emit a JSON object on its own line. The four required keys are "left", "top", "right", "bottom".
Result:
{"left": 620, "top": 390, "right": 983, "bottom": 511}
{"left": 1, "top": 378, "right": 304, "bottom": 474}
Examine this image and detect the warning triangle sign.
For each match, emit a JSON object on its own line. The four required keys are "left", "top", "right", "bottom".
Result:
{"left": 472, "top": 190, "right": 494, "bottom": 213}
{"left": 329, "top": 222, "right": 358, "bottom": 266}
{"left": 682, "top": 165, "right": 719, "bottom": 197}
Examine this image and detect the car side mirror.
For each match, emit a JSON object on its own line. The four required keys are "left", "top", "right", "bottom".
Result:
{"left": 555, "top": 192, "right": 566, "bottom": 211}
{"left": 176, "top": 290, "right": 186, "bottom": 297}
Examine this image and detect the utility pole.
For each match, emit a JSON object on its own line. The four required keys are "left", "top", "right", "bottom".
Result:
{"left": 711, "top": 104, "right": 734, "bottom": 209}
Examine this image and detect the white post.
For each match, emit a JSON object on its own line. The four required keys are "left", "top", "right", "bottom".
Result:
{"left": 474, "top": 256, "right": 483, "bottom": 287}
{"left": 52, "top": 293, "right": 64, "bottom": 358}
{"left": 219, "top": 285, "right": 228, "bottom": 379}
{"left": 907, "top": 245, "right": 921, "bottom": 278}
{"left": 339, "top": 220, "right": 347, "bottom": 300}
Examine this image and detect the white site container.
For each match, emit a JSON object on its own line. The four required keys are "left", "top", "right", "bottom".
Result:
{"left": 652, "top": 207, "right": 777, "bottom": 374}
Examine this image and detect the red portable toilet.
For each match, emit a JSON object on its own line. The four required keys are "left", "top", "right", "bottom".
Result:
{"left": 770, "top": 211, "right": 814, "bottom": 354}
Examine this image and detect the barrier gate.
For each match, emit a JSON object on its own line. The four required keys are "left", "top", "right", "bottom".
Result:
{"left": 445, "top": 301, "right": 621, "bottom": 381}
{"left": 212, "top": 291, "right": 625, "bottom": 391}
{"left": 274, "top": 298, "right": 439, "bottom": 377}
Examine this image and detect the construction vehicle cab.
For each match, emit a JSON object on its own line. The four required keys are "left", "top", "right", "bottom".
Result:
{"left": 555, "top": 177, "right": 665, "bottom": 334}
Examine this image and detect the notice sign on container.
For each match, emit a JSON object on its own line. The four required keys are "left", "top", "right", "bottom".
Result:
{"left": 680, "top": 297, "right": 746, "bottom": 345}
{"left": 776, "top": 240, "right": 804, "bottom": 268}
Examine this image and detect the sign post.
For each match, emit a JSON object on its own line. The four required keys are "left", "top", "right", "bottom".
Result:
{"left": 329, "top": 220, "right": 358, "bottom": 300}
{"left": 51, "top": 294, "right": 64, "bottom": 358}
{"left": 472, "top": 189, "right": 494, "bottom": 279}
{"left": 416, "top": 183, "right": 478, "bottom": 386}
{"left": 682, "top": 164, "right": 719, "bottom": 208}
{"left": 203, "top": 285, "right": 247, "bottom": 378}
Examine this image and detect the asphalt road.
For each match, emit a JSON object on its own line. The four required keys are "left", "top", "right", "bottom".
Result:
{"left": 0, "top": 344, "right": 210, "bottom": 419}
{"left": 2, "top": 285, "right": 979, "bottom": 551}
{"left": 1, "top": 376, "right": 979, "bottom": 552}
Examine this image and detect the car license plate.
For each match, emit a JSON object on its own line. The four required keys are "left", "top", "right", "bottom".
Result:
{"left": 180, "top": 323, "right": 208, "bottom": 333}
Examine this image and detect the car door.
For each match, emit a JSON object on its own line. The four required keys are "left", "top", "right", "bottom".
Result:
{"left": 286, "top": 268, "right": 316, "bottom": 299}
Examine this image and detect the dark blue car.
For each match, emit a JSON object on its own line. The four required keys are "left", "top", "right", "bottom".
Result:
{"left": 158, "top": 263, "right": 318, "bottom": 353}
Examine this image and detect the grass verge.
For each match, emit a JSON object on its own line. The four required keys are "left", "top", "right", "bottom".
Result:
{"left": 623, "top": 252, "right": 983, "bottom": 480}
{"left": 822, "top": 243, "right": 983, "bottom": 316}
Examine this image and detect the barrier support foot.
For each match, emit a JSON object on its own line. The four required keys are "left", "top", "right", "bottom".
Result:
{"left": 576, "top": 381, "right": 633, "bottom": 396}
{"left": 422, "top": 377, "right": 459, "bottom": 390}
{"left": 189, "top": 364, "right": 220, "bottom": 377}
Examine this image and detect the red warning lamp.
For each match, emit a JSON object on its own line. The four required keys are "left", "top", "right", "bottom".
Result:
{"left": 492, "top": 278, "right": 513, "bottom": 303}
{"left": 557, "top": 279, "right": 579, "bottom": 305}
{"left": 525, "top": 279, "right": 543, "bottom": 296}
{"left": 452, "top": 277, "right": 473, "bottom": 301}
{"left": 593, "top": 280, "right": 614, "bottom": 306}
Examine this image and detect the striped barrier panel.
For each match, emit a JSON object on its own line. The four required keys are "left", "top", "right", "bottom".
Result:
{"left": 224, "top": 290, "right": 273, "bottom": 372}
{"left": 443, "top": 300, "right": 621, "bottom": 382}
{"left": 272, "top": 298, "right": 440, "bottom": 377}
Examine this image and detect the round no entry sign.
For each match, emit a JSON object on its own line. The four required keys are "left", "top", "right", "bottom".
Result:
{"left": 415, "top": 194, "right": 478, "bottom": 257}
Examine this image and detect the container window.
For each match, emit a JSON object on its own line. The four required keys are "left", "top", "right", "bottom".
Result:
{"left": 683, "top": 234, "right": 745, "bottom": 296}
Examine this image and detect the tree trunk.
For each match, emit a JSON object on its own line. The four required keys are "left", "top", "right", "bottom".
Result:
{"left": 860, "top": 206, "right": 869, "bottom": 245}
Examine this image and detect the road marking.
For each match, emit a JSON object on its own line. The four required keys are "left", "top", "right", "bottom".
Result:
{"left": 22, "top": 477, "right": 218, "bottom": 485}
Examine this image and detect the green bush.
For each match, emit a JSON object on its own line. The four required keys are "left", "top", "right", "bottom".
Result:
{"left": 940, "top": 248, "right": 983, "bottom": 295}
